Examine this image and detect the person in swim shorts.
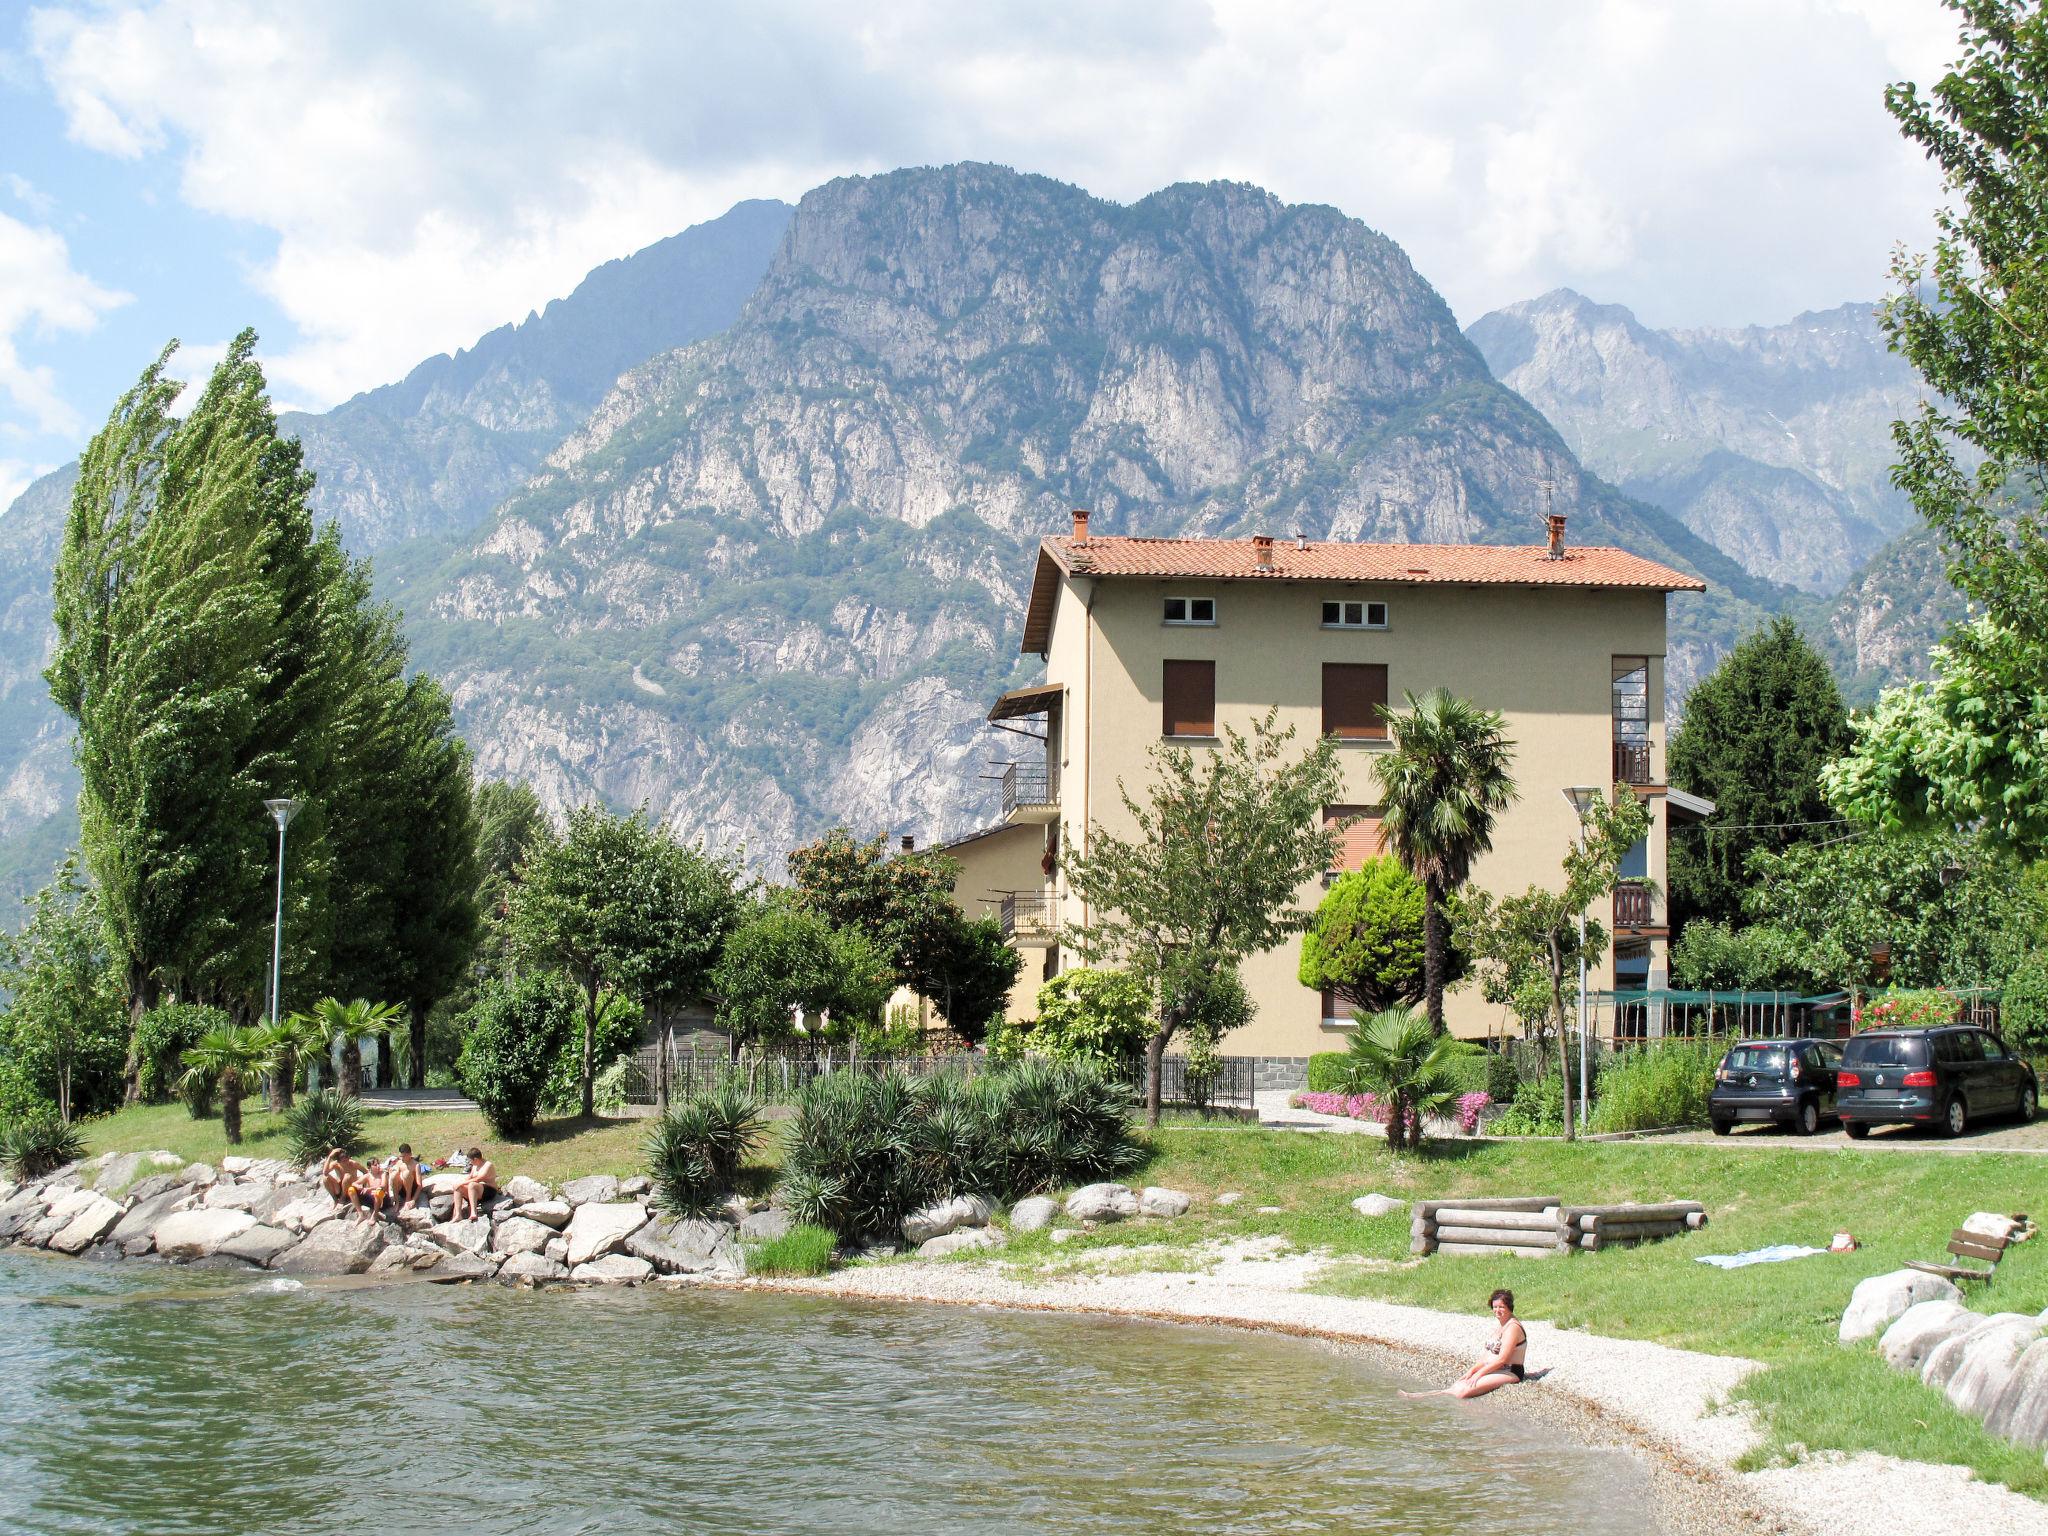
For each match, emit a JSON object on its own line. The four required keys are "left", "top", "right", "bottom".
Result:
{"left": 1399, "top": 1289, "right": 1527, "bottom": 1399}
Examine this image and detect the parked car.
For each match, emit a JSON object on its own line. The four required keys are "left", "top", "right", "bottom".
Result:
{"left": 1709, "top": 1038, "right": 1842, "bottom": 1136}
{"left": 1835, "top": 1025, "right": 2039, "bottom": 1139}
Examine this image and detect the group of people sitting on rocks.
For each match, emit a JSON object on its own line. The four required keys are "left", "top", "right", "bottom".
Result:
{"left": 318, "top": 1144, "right": 497, "bottom": 1222}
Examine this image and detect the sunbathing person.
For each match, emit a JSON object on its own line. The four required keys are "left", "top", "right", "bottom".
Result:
{"left": 319, "top": 1148, "right": 365, "bottom": 1204}
{"left": 450, "top": 1146, "right": 497, "bottom": 1222}
{"left": 1399, "top": 1290, "right": 1527, "bottom": 1399}
{"left": 385, "top": 1144, "right": 423, "bottom": 1211}
{"left": 350, "top": 1161, "right": 389, "bottom": 1220}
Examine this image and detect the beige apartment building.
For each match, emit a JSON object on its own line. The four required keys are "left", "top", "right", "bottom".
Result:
{"left": 944, "top": 511, "right": 1712, "bottom": 1083}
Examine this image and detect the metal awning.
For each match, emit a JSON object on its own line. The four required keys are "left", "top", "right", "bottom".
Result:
{"left": 988, "top": 683, "right": 1063, "bottom": 722}
{"left": 1666, "top": 787, "right": 1716, "bottom": 822}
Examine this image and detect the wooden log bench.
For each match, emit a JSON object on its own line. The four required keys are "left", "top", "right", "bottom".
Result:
{"left": 1413, "top": 1197, "right": 1707, "bottom": 1258}
{"left": 1905, "top": 1224, "right": 2014, "bottom": 1284}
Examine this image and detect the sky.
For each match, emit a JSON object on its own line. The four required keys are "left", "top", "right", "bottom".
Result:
{"left": 0, "top": 0, "right": 1961, "bottom": 514}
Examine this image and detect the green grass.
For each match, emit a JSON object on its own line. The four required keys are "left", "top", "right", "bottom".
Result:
{"left": 1123, "top": 1126, "right": 2048, "bottom": 1499}
{"left": 747, "top": 1223, "right": 837, "bottom": 1277}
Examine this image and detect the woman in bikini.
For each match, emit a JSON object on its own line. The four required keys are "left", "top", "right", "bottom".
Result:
{"left": 1399, "top": 1289, "right": 1527, "bottom": 1399}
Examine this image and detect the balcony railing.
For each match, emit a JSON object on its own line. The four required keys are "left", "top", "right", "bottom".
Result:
{"left": 1613, "top": 881, "right": 1653, "bottom": 928}
{"left": 997, "top": 890, "right": 1058, "bottom": 944}
{"left": 1612, "top": 739, "right": 1652, "bottom": 785}
{"left": 999, "top": 760, "right": 1059, "bottom": 820}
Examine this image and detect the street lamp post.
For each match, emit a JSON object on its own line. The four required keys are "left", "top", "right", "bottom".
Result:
{"left": 1562, "top": 786, "right": 1604, "bottom": 1133}
{"left": 264, "top": 799, "right": 301, "bottom": 1030}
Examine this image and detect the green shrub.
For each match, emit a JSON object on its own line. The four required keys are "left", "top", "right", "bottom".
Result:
{"left": 179, "top": 1065, "right": 218, "bottom": 1120}
{"left": 1491, "top": 1073, "right": 1566, "bottom": 1136}
{"left": 2005, "top": 950, "right": 2048, "bottom": 1052}
{"left": 993, "top": 967, "right": 1151, "bottom": 1067}
{"left": 747, "top": 1222, "right": 837, "bottom": 1277}
{"left": 135, "top": 1004, "right": 230, "bottom": 1105}
{"left": 1296, "top": 857, "right": 1429, "bottom": 1012}
{"left": 1306, "top": 1051, "right": 1351, "bottom": 1092}
{"left": 284, "top": 1090, "right": 365, "bottom": 1166}
{"left": 645, "top": 1080, "right": 766, "bottom": 1218}
{"left": 1589, "top": 1037, "right": 1726, "bottom": 1133}
{"left": 457, "top": 974, "right": 578, "bottom": 1138}
{"left": 2, "top": 1114, "right": 85, "bottom": 1181}
{"left": 540, "top": 990, "right": 640, "bottom": 1115}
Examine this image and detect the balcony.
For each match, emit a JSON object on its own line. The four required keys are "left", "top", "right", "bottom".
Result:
{"left": 997, "top": 890, "right": 1059, "bottom": 947}
{"left": 1612, "top": 739, "right": 1653, "bottom": 786}
{"left": 1613, "top": 880, "right": 1654, "bottom": 929}
{"left": 999, "top": 760, "right": 1060, "bottom": 824}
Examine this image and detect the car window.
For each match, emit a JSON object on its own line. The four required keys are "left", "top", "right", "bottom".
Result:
{"left": 1843, "top": 1034, "right": 1929, "bottom": 1069}
{"left": 1951, "top": 1031, "right": 1987, "bottom": 1062}
{"left": 1818, "top": 1044, "right": 1843, "bottom": 1068}
{"left": 1974, "top": 1032, "right": 2009, "bottom": 1061}
{"left": 1727, "top": 1046, "right": 1787, "bottom": 1071}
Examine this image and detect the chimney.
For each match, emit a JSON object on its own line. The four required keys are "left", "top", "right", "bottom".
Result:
{"left": 1294, "top": 531, "right": 1307, "bottom": 551}
{"left": 1071, "top": 508, "right": 1090, "bottom": 541}
{"left": 900, "top": 834, "right": 915, "bottom": 853}
{"left": 1546, "top": 513, "right": 1567, "bottom": 559}
{"left": 1253, "top": 533, "right": 1274, "bottom": 569}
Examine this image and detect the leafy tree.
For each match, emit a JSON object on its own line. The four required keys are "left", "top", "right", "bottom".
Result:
{"left": 1666, "top": 618, "right": 1852, "bottom": 929}
{"left": 992, "top": 967, "right": 1153, "bottom": 1067}
{"left": 541, "top": 991, "right": 642, "bottom": 1115}
{"left": 1335, "top": 1007, "right": 1462, "bottom": 1151}
{"left": 179, "top": 1021, "right": 272, "bottom": 1145}
{"left": 1060, "top": 710, "right": 1344, "bottom": 1126}
{"left": 511, "top": 806, "right": 740, "bottom": 1115}
{"left": 1666, "top": 919, "right": 1809, "bottom": 993}
{"left": 2002, "top": 949, "right": 2048, "bottom": 1051}
{"left": 1454, "top": 792, "right": 1650, "bottom": 1142}
{"left": 298, "top": 997, "right": 403, "bottom": 1100}
{"left": 385, "top": 680, "right": 480, "bottom": 1085}
{"left": 1826, "top": 3, "right": 2048, "bottom": 853}
{"left": 1297, "top": 857, "right": 1432, "bottom": 1014}
{"left": 0, "top": 860, "right": 127, "bottom": 1123}
{"left": 710, "top": 899, "right": 894, "bottom": 1044}
{"left": 472, "top": 779, "right": 550, "bottom": 970}
{"left": 134, "top": 1004, "right": 228, "bottom": 1105}
{"left": 457, "top": 972, "right": 578, "bottom": 1138}
{"left": 922, "top": 915, "right": 1023, "bottom": 1043}
{"left": 1373, "top": 690, "right": 1518, "bottom": 1033}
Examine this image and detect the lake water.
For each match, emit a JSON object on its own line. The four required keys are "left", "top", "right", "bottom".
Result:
{"left": 0, "top": 1252, "right": 1663, "bottom": 1534}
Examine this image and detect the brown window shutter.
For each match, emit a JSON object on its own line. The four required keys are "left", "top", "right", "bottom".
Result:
{"left": 1324, "top": 804, "right": 1383, "bottom": 871}
{"left": 1322, "top": 663, "right": 1388, "bottom": 739}
{"left": 1162, "top": 660, "right": 1215, "bottom": 737}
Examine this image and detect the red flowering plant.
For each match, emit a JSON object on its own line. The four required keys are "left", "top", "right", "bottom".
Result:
{"left": 1854, "top": 990, "right": 1959, "bottom": 1031}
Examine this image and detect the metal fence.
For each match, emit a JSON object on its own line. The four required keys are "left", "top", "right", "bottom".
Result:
{"left": 622, "top": 1044, "right": 1256, "bottom": 1116}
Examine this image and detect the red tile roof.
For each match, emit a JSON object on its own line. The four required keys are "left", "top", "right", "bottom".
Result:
{"left": 1021, "top": 535, "right": 1705, "bottom": 654}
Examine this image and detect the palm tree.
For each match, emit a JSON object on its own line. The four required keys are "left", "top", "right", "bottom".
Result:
{"left": 301, "top": 997, "right": 404, "bottom": 1100}
{"left": 1337, "top": 1007, "right": 1462, "bottom": 1151}
{"left": 1374, "top": 689, "right": 1518, "bottom": 1033}
{"left": 254, "top": 1014, "right": 320, "bottom": 1112}
{"left": 180, "top": 1023, "right": 274, "bottom": 1146}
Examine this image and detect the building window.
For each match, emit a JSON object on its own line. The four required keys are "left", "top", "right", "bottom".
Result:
{"left": 1324, "top": 804, "right": 1383, "bottom": 879}
{"left": 1618, "top": 836, "right": 1648, "bottom": 882}
{"left": 1322, "top": 663, "right": 1388, "bottom": 740}
{"left": 1321, "top": 599, "right": 1388, "bottom": 629}
{"left": 1162, "top": 660, "right": 1215, "bottom": 737}
{"left": 1612, "top": 656, "right": 1650, "bottom": 783}
{"left": 1163, "top": 596, "right": 1216, "bottom": 625}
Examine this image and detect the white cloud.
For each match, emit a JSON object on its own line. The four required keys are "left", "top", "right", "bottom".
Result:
{"left": 0, "top": 210, "right": 132, "bottom": 436}
{"left": 26, "top": 0, "right": 1954, "bottom": 412}
{"left": 0, "top": 458, "right": 53, "bottom": 517}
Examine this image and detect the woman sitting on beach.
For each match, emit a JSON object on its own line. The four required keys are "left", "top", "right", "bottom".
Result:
{"left": 1399, "top": 1289, "right": 1527, "bottom": 1399}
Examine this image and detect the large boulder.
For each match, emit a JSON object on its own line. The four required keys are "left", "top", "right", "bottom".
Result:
{"left": 919, "top": 1227, "right": 1004, "bottom": 1258}
{"left": 560, "top": 1175, "right": 620, "bottom": 1207}
{"left": 1010, "top": 1196, "right": 1059, "bottom": 1232}
{"left": 903, "top": 1196, "right": 988, "bottom": 1245}
{"left": 93, "top": 1152, "right": 152, "bottom": 1196}
{"left": 154, "top": 1209, "right": 257, "bottom": 1260}
{"left": 273, "top": 1218, "right": 389, "bottom": 1276}
{"left": 565, "top": 1202, "right": 649, "bottom": 1265}
{"left": 203, "top": 1181, "right": 264, "bottom": 1212}
{"left": 273, "top": 1193, "right": 340, "bottom": 1234}
{"left": 1961, "top": 1212, "right": 2024, "bottom": 1243}
{"left": 109, "top": 1187, "right": 193, "bottom": 1247}
{"left": 627, "top": 1218, "right": 742, "bottom": 1277}
{"left": 1922, "top": 1313, "right": 2010, "bottom": 1390}
{"left": 119, "top": 1173, "right": 181, "bottom": 1206}
{"left": 740, "top": 1208, "right": 794, "bottom": 1242}
{"left": 428, "top": 1218, "right": 493, "bottom": 1257}
{"left": 1943, "top": 1314, "right": 2043, "bottom": 1419}
{"left": 619, "top": 1176, "right": 652, "bottom": 1198}
{"left": 220, "top": 1156, "right": 254, "bottom": 1175}
{"left": 520, "top": 1199, "right": 572, "bottom": 1230}
{"left": 174, "top": 1163, "right": 217, "bottom": 1189}
{"left": 1139, "top": 1187, "right": 1192, "bottom": 1218}
{"left": 428, "top": 1250, "right": 495, "bottom": 1283}
{"left": 1065, "top": 1184, "right": 1140, "bottom": 1223}
{"left": 1352, "top": 1193, "right": 1406, "bottom": 1218}
{"left": 49, "top": 1194, "right": 125, "bottom": 1255}
{"left": 1879, "top": 1300, "right": 1980, "bottom": 1373}
{"left": 499, "top": 1251, "right": 570, "bottom": 1285}
{"left": 217, "top": 1225, "right": 301, "bottom": 1269}
{"left": 572, "top": 1253, "right": 654, "bottom": 1286}
{"left": 1984, "top": 1337, "right": 2048, "bottom": 1447}
{"left": 491, "top": 1216, "right": 555, "bottom": 1257}
{"left": 43, "top": 1187, "right": 101, "bottom": 1225}
{"left": 1840, "top": 1269, "right": 1963, "bottom": 1342}
{"left": 501, "top": 1175, "right": 550, "bottom": 1205}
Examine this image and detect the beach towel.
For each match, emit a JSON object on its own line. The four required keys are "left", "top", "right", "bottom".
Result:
{"left": 1693, "top": 1244, "right": 1825, "bottom": 1270}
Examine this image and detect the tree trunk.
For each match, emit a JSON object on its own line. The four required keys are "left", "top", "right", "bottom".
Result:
{"left": 581, "top": 980, "right": 599, "bottom": 1120}
{"left": 1422, "top": 878, "right": 1448, "bottom": 1034}
{"left": 57, "top": 1058, "right": 72, "bottom": 1126}
{"left": 223, "top": 1079, "right": 243, "bottom": 1146}
{"left": 277, "top": 1056, "right": 297, "bottom": 1113}
{"left": 409, "top": 1004, "right": 427, "bottom": 1090}
{"left": 122, "top": 960, "right": 152, "bottom": 1104}
{"left": 1145, "top": 1028, "right": 1168, "bottom": 1129}
{"left": 1552, "top": 963, "right": 1575, "bottom": 1143}
{"left": 342, "top": 1040, "right": 362, "bottom": 1100}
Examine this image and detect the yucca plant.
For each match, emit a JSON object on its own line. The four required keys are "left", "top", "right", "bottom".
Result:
{"left": 2, "top": 1115, "right": 86, "bottom": 1181}
{"left": 1337, "top": 1006, "right": 1463, "bottom": 1151}
{"left": 299, "top": 997, "right": 404, "bottom": 1099}
{"left": 179, "top": 1022, "right": 274, "bottom": 1145}
{"left": 644, "top": 1079, "right": 766, "bottom": 1217}
{"left": 779, "top": 1071, "right": 929, "bottom": 1242}
{"left": 284, "top": 1089, "right": 366, "bottom": 1167}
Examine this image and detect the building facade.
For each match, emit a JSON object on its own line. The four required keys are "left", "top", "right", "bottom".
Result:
{"left": 946, "top": 512, "right": 1710, "bottom": 1072}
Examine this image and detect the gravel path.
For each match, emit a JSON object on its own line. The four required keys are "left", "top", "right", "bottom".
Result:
{"left": 744, "top": 1243, "right": 2048, "bottom": 1536}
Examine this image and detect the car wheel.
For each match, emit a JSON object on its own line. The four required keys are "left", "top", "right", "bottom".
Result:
{"left": 2019, "top": 1085, "right": 2038, "bottom": 1125}
{"left": 1796, "top": 1098, "right": 1820, "bottom": 1136}
{"left": 1710, "top": 1118, "right": 1732, "bottom": 1137}
{"left": 1844, "top": 1120, "right": 1869, "bottom": 1140}
{"left": 1943, "top": 1095, "right": 1969, "bottom": 1138}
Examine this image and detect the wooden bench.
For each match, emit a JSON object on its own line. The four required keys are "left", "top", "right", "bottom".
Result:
{"left": 1905, "top": 1224, "right": 2013, "bottom": 1284}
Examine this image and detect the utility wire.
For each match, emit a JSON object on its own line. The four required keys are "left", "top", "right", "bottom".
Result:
{"left": 1668, "top": 817, "right": 1853, "bottom": 833}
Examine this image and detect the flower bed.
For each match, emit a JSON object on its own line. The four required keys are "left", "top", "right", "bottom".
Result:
{"left": 1291, "top": 1089, "right": 1493, "bottom": 1135}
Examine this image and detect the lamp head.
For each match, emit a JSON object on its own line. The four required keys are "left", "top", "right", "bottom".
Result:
{"left": 264, "top": 798, "right": 302, "bottom": 830}
{"left": 1562, "top": 786, "right": 1603, "bottom": 820}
